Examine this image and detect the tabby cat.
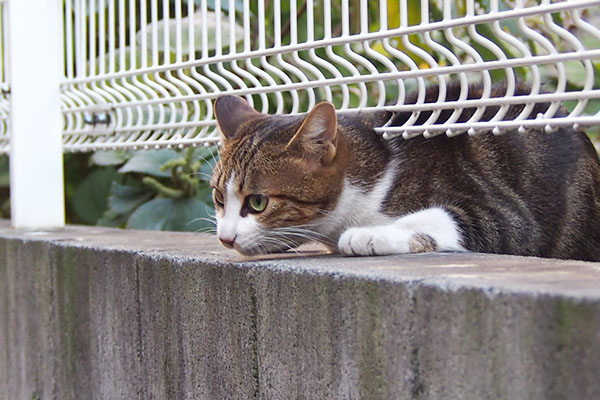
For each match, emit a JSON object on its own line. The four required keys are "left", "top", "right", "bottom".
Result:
{"left": 210, "top": 84, "right": 600, "bottom": 261}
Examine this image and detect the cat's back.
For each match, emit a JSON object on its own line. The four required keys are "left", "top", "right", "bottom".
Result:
{"left": 351, "top": 106, "right": 600, "bottom": 260}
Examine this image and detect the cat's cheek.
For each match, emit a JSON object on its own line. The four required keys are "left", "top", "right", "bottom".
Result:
{"left": 232, "top": 216, "right": 262, "bottom": 253}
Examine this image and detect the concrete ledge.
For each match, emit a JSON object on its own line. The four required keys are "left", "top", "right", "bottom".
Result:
{"left": 1, "top": 221, "right": 600, "bottom": 399}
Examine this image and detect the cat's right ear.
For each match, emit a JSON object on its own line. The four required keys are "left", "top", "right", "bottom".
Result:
{"left": 214, "top": 96, "right": 263, "bottom": 140}
{"left": 286, "top": 101, "right": 338, "bottom": 165}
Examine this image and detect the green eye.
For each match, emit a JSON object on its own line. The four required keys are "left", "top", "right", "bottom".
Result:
{"left": 247, "top": 194, "right": 268, "bottom": 213}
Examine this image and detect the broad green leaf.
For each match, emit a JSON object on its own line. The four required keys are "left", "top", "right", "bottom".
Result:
{"left": 97, "top": 209, "right": 130, "bottom": 228}
{"left": 72, "top": 168, "right": 120, "bottom": 224}
{"left": 407, "top": 0, "right": 422, "bottom": 26}
{"left": 387, "top": 0, "right": 421, "bottom": 28}
{"left": 136, "top": 11, "right": 244, "bottom": 54}
{"left": 563, "top": 98, "right": 600, "bottom": 116}
{"left": 565, "top": 61, "right": 588, "bottom": 88}
{"left": 90, "top": 150, "right": 131, "bottom": 166}
{"left": 580, "top": 30, "right": 600, "bottom": 52}
{"left": 118, "top": 149, "right": 180, "bottom": 177}
{"left": 107, "top": 182, "right": 155, "bottom": 214}
{"left": 387, "top": 0, "right": 400, "bottom": 29}
{"left": 126, "top": 197, "right": 214, "bottom": 232}
{"left": 563, "top": 61, "right": 600, "bottom": 90}
{"left": 370, "top": 41, "right": 391, "bottom": 58}
{"left": 196, "top": 181, "right": 214, "bottom": 207}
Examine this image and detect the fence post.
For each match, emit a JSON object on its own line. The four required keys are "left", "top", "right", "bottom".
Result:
{"left": 7, "top": 0, "right": 64, "bottom": 228}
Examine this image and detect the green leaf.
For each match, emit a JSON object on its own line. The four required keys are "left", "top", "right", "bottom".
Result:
{"left": 565, "top": 61, "right": 589, "bottom": 88}
{"left": 136, "top": 10, "right": 244, "bottom": 54}
{"left": 0, "top": 156, "right": 9, "bottom": 187}
{"left": 126, "top": 197, "right": 214, "bottom": 232}
{"left": 107, "top": 182, "right": 155, "bottom": 214}
{"left": 72, "top": 168, "right": 120, "bottom": 224}
{"left": 563, "top": 98, "right": 600, "bottom": 116}
{"left": 97, "top": 209, "right": 130, "bottom": 228}
{"left": 118, "top": 149, "right": 180, "bottom": 177}
{"left": 196, "top": 181, "right": 214, "bottom": 207}
{"left": 90, "top": 150, "right": 131, "bottom": 166}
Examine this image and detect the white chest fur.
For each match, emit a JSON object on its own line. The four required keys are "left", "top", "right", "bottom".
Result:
{"left": 314, "top": 167, "right": 465, "bottom": 256}
{"left": 315, "top": 168, "right": 396, "bottom": 242}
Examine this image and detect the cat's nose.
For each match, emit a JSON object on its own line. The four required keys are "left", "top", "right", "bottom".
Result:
{"left": 219, "top": 235, "right": 237, "bottom": 248}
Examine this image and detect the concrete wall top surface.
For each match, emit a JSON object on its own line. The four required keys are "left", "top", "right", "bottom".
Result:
{"left": 1, "top": 220, "right": 599, "bottom": 299}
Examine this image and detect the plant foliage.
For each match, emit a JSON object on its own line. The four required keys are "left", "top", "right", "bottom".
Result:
{"left": 68, "top": 146, "right": 218, "bottom": 232}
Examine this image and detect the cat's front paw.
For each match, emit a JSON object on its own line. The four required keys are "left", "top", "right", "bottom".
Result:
{"left": 338, "top": 226, "right": 438, "bottom": 256}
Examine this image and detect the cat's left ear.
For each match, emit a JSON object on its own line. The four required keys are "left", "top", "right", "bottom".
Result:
{"left": 287, "top": 101, "right": 338, "bottom": 164}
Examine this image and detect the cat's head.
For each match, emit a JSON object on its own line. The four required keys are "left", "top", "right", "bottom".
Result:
{"left": 210, "top": 96, "right": 346, "bottom": 255}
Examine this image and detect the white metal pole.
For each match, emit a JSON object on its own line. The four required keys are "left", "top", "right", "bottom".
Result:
{"left": 7, "top": 0, "right": 64, "bottom": 228}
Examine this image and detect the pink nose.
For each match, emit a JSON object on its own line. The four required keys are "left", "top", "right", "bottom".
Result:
{"left": 219, "top": 235, "right": 236, "bottom": 248}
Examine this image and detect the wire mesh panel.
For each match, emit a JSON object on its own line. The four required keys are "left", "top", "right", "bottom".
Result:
{"left": 61, "top": 0, "right": 600, "bottom": 152}
{"left": 0, "top": 1, "right": 9, "bottom": 154}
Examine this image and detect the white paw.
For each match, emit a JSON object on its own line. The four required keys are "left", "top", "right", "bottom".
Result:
{"left": 337, "top": 208, "right": 463, "bottom": 256}
{"left": 338, "top": 226, "right": 413, "bottom": 256}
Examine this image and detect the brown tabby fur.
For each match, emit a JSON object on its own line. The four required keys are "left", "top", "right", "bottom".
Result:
{"left": 212, "top": 83, "right": 600, "bottom": 261}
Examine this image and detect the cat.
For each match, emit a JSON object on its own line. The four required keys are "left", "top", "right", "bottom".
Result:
{"left": 210, "top": 83, "right": 600, "bottom": 261}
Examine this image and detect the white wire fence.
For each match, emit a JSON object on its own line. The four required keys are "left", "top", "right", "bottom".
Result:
{"left": 52, "top": 0, "right": 600, "bottom": 152}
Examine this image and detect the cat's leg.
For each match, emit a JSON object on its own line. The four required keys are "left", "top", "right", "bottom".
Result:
{"left": 338, "top": 207, "right": 465, "bottom": 256}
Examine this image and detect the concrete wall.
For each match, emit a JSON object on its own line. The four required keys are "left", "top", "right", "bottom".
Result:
{"left": 1, "top": 221, "right": 600, "bottom": 400}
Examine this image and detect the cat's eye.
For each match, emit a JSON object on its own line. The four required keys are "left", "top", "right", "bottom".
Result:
{"left": 213, "top": 189, "right": 224, "bottom": 208}
{"left": 247, "top": 194, "right": 268, "bottom": 213}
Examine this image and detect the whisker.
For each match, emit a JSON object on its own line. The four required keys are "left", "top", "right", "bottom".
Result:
{"left": 270, "top": 225, "right": 337, "bottom": 246}
{"left": 195, "top": 227, "right": 217, "bottom": 234}
{"left": 205, "top": 145, "right": 218, "bottom": 162}
{"left": 273, "top": 230, "right": 336, "bottom": 247}
{"left": 274, "top": 226, "right": 328, "bottom": 237}
{"left": 187, "top": 216, "right": 217, "bottom": 225}
{"left": 314, "top": 208, "right": 334, "bottom": 217}
{"left": 190, "top": 171, "right": 214, "bottom": 180}
{"left": 258, "top": 235, "right": 302, "bottom": 255}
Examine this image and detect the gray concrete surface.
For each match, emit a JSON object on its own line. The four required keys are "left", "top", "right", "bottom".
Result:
{"left": 1, "top": 220, "right": 600, "bottom": 400}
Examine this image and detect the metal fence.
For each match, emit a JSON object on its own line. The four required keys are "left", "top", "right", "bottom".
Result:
{"left": 58, "top": 0, "right": 600, "bottom": 151}
{"left": 1, "top": 0, "right": 600, "bottom": 227}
